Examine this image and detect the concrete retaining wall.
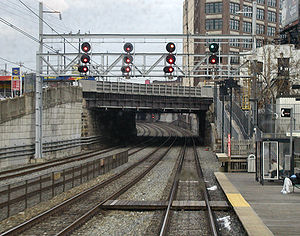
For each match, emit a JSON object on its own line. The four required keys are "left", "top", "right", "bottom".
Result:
{"left": 0, "top": 86, "right": 83, "bottom": 168}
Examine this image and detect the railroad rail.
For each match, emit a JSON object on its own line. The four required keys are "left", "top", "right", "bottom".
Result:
{"left": 0, "top": 123, "right": 155, "bottom": 181}
{"left": 0, "top": 130, "right": 176, "bottom": 235}
{"left": 158, "top": 137, "right": 218, "bottom": 236}
{"left": 0, "top": 123, "right": 165, "bottom": 221}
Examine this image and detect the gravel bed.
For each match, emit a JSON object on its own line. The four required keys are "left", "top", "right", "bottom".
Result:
{"left": 74, "top": 144, "right": 182, "bottom": 236}
{"left": 18, "top": 149, "right": 167, "bottom": 235}
{"left": 75, "top": 211, "right": 155, "bottom": 236}
{"left": 168, "top": 211, "right": 210, "bottom": 235}
{"left": 197, "top": 146, "right": 247, "bottom": 236}
{"left": 0, "top": 147, "right": 129, "bottom": 186}
{"left": 0, "top": 123, "right": 208, "bottom": 235}
{"left": 119, "top": 147, "right": 180, "bottom": 201}
{"left": 0, "top": 146, "right": 157, "bottom": 233}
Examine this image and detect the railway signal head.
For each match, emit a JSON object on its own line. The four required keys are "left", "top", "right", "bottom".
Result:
{"left": 80, "top": 54, "right": 90, "bottom": 64}
{"left": 209, "top": 43, "right": 219, "bottom": 53}
{"left": 124, "top": 55, "right": 133, "bottom": 64}
{"left": 78, "top": 65, "right": 88, "bottom": 73}
{"left": 166, "top": 54, "right": 176, "bottom": 64}
{"left": 81, "top": 42, "right": 91, "bottom": 53}
{"left": 163, "top": 66, "right": 174, "bottom": 73}
{"left": 121, "top": 66, "right": 131, "bottom": 74}
{"left": 166, "top": 42, "right": 176, "bottom": 53}
{"left": 124, "top": 42, "right": 133, "bottom": 53}
{"left": 209, "top": 55, "right": 218, "bottom": 64}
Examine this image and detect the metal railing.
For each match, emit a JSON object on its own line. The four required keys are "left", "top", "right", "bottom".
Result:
{"left": 95, "top": 81, "right": 213, "bottom": 98}
{"left": 0, "top": 151, "right": 128, "bottom": 221}
{"left": 0, "top": 136, "right": 104, "bottom": 160}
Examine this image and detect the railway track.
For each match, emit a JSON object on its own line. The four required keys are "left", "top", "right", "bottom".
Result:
{"left": 158, "top": 137, "right": 218, "bottom": 236}
{"left": 0, "top": 123, "right": 159, "bottom": 182}
{"left": 0, "top": 132, "right": 176, "bottom": 236}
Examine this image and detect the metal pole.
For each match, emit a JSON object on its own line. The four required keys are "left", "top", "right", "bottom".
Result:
{"left": 252, "top": 0, "right": 257, "bottom": 54}
{"left": 290, "top": 108, "right": 293, "bottom": 175}
{"left": 20, "top": 65, "right": 23, "bottom": 95}
{"left": 230, "top": 87, "right": 233, "bottom": 139}
{"left": 35, "top": 2, "right": 43, "bottom": 159}
{"left": 222, "top": 96, "right": 224, "bottom": 152}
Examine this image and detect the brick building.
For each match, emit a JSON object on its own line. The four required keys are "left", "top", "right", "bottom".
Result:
{"left": 183, "top": 0, "right": 283, "bottom": 86}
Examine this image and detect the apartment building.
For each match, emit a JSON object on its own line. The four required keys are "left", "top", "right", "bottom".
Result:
{"left": 183, "top": 0, "right": 282, "bottom": 86}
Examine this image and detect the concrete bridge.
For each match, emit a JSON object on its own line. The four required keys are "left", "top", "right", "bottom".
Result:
{"left": 81, "top": 80, "right": 213, "bottom": 113}
{"left": 0, "top": 83, "right": 213, "bottom": 168}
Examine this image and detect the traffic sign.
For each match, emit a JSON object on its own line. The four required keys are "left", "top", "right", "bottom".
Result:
{"left": 281, "top": 108, "right": 291, "bottom": 117}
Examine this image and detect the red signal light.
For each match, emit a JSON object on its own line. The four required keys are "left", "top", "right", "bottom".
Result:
{"left": 209, "top": 55, "right": 218, "bottom": 64}
{"left": 124, "top": 55, "right": 133, "bottom": 64}
{"left": 121, "top": 66, "right": 131, "bottom": 73}
{"left": 166, "top": 55, "right": 176, "bottom": 64}
{"left": 123, "top": 43, "right": 133, "bottom": 53}
{"left": 81, "top": 42, "right": 91, "bottom": 53}
{"left": 80, "top": 54, "right": 90, "bottom": 64}
{"left": 78, "top": 65, "right": 88, "bottom": 73}
{"left": 166, "top": 42, "right": 176, "bottom": 53}
{"left": 163, "top": 66, "right": 174, "bottom": 73}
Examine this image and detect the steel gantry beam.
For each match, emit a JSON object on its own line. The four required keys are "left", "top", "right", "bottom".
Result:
{"left": 42, "top": 33, "right": 253, "bottom": 40}
{"left": 38, "top": 33, "right": 254, "bottom": 80}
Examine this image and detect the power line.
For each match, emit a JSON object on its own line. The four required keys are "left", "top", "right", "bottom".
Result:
{"left": 18, "top": 0, "right": 106, "bottom": 74}
{"left": 1, "top": 1, "right": 71, "bottom": 33}
{"left": 18, "top": 0, "right": 78, "bottom": 51}
{"left": 0, "top": 56, "right": 35, "bottom": 72}
{"left": 0, "top": 17, "right": 57, "bottom": 53}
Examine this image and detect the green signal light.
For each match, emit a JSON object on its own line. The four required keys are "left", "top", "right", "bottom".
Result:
{"left": 209, "top": 43, "right": 219, "bottom": 53}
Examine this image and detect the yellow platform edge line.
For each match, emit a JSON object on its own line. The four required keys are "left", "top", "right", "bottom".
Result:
{"left": 226, "top": 193, "right": 250, "bottom": 207}
{"left": 214, "top": 172, "right": 274, "bottom": 236}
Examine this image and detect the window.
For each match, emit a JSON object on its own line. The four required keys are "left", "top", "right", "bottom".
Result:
{"left": 257, "top": 0, "right": 265, "bottom": 4}
{"left": 256, "top": 24, "right": 265, "bottom": 34}
{"left": 267, "top": 26, "right": 276, "bottom": 36}
{"left": 257, "top": 8, "right": 265, "bottom": 20}
{"left": 243, "top": 21, "right": 252, "bottom": 33}
{"left": 243, "top": 5, "right": 252, "bottom": 18}
{"left": 230, "top": 2, "right": 240, "bottom": 14}
{"left": 230, "top": 52, "right": 240, "bottom": 64}
{"left": 256, "top": 39, "right": 263, "bottom": 48}
{"left": 279, "top": 13, "right": 282, "bottom": 24}
{"left": 205, "top": 2, "right": 223, "bottom": 14}
{"left": 230, "top": 19, "right": 240, "bottom": 31}
{"left": 229, "top": 39, "right": 239, "bottom": 47}
{"left": 243, "top": 39, "right": 253, "bottom": 49}
{"left": 267, "top": 11, "right": 276, "bottom": 22}
{"left": 279, "top": 0, "right": 283, "bottom": 9}
{"left": 206, "top": 19, "right": 223, "bottom": 30}
{"left": 267, "top": 0, "right": 276, "bottom": 7}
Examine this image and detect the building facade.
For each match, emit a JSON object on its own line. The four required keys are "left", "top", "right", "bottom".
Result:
{"left": 183, "top": 0, "right": 283, "bottom": 86}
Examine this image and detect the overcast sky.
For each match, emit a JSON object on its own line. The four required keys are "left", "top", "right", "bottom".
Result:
{"left": 0, "top": 0, "right": 184, "bottom": 74}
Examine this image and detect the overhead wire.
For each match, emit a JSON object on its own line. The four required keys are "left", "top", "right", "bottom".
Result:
{"left": 0, "top": 17, "right": 58, "bottom": 53}
{"left": 1, "top": 0, "right": 70, "bottom": 33}
{"left": 18, "top": 0, "right": 78, "bottom": 51}
{"left": 0, "top": 56, "right": 35, "bottom": 72}
{"left": 18, "top": 0, "right": 107, "bottom": 76}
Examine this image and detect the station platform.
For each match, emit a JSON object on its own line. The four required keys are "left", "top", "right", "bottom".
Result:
{"left": 215, "top": 172, "right": 300, "bottom": 236}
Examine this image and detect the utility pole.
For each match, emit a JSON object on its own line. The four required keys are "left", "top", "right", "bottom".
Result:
{"left": 35, "top": 1, "right": 43, "bottom": 159}
{"left": 290, "top": 108, "right": 294, "bottom": 175}
{"left": 252, "top": 1, "right": 258, "bottom": 131}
